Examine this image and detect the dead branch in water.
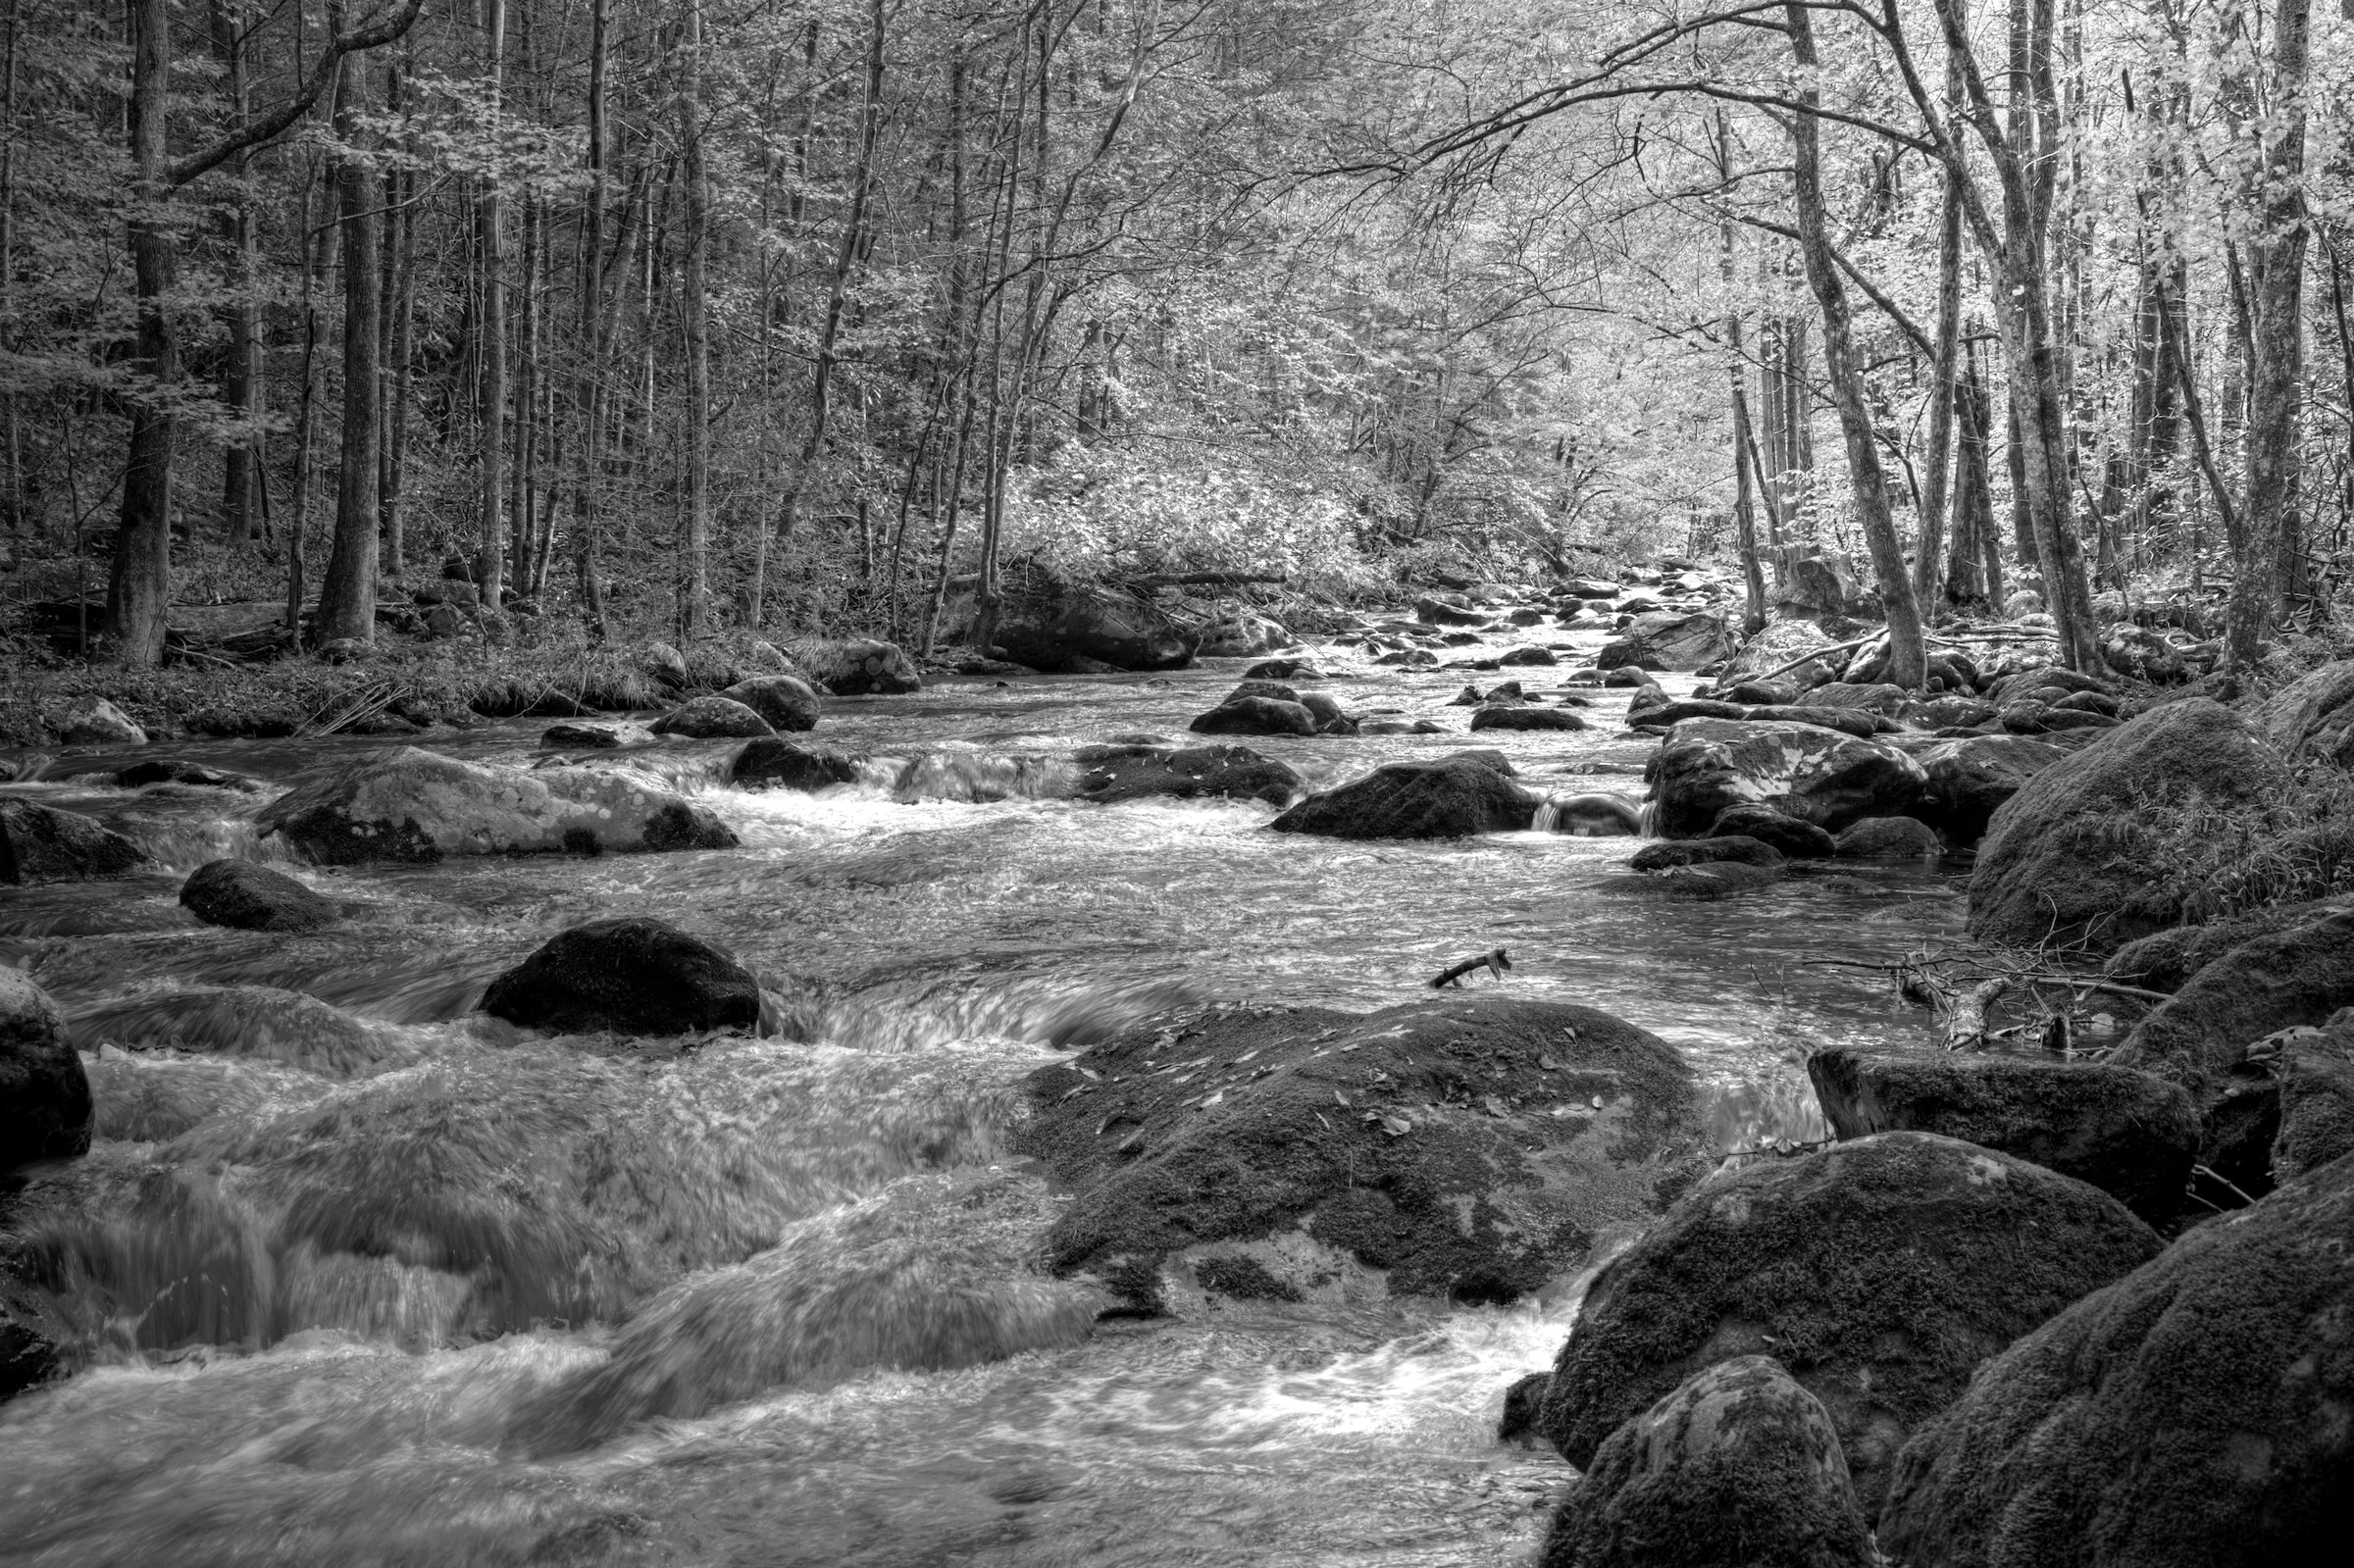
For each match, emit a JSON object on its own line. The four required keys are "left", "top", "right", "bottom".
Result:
{"left": 1430, "top": 948, "right": 1511, "bottom": 988}
{"left": 1944, "top": 977, "right": 2010, "bottom": 1051}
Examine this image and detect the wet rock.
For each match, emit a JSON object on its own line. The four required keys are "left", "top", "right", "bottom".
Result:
{"left": 1, "top": 967, "right": 90, "bottom": 1178}
{"left": 1533, "top": 1132, "right": 2163, "bottom": 1513}
{"left": 2273, "top": 1018, "right": 2354, "bottom": 1183}
{"left": 1541, "top": 1355, "right": 1873, "bottom": 1568}
{"left": 1771, "top": 548, "right": 1863, "bottom": 619}
{"left": 1538, "top": 791, "right": 1644, "bottom": 836}
{"left": 1469, "top": 705, "right": 1588, "bottom": 733}
{"left": 59, "top": 696, "right": 146, "bottom": 746}
{"left": 1908, "top": 733, "right": 2067, "bottom": 846}
{"left": 113, "top": 759, "right": 263, "bottom": 791}
{"left": 1727, "top": 678, "right": 1801, "bottom": 706}
{"left": 1740, "top": 704, "right": 1887, "bottom": 738}
{"left": 0, "top": 799, "right": 147, "bottom": 885}
{"left": 1627, "top": 694, "right": 1749, "bottom": 727}
{"left": 730, "top": 737, "right": 864, "bottom": 791}
{"left": 1878, "top": 1153, "right": 2354, "bottom": 1568}
{"left": 1800, "top": 681, "right": 1911, "bottom": 715}
{"left": 1270, "top": 755, "right": 1538, "bottom": 839}
{"left": 1631, "top": 836, "right": 1784, "bottom": 871}
{"left": 1598, "top": 611, "right": 1733, "bottom": 673}
{"left": 954, "top": 657, "right": 1038, "bottom": 678}
{"left": 1648, "top": 719, "right": 1926, "bottom": 838}
{"left": 1295, "top": 692, "right": 1356, "bottom": 734}
{"left": 1499, "top": 1371, "right": 1553, "bottom": 1446}
{"left": 67, "top": 984, "right": 391, "bottom": 1076}
{"left": 2102, "top": 623, "right": 2189, "bottom": 683}
{"left": 481, "top": 916, "right": 763, "bottom": 1036}
{"left": 1189, "top": 694, "right": 1318, "bottom": 737}
{"left": 0, "top": 1308, "right": 57, "bottom": 1404}
{"left": 993, "top": 580, "right": 1193, "bottom": 671}
{"left": 1727, "top": 618, "right": 1839, "bottom": 679}
{"left": 2256, "top": 656, "right": 2354, "bottom": 767}
{"left": 1807, "top": 1049, "right": 2199, "bottom": 1222}
{"left": 257, "top": 746, "right": 739, "bottom": 864}
{"left": 1500, "top": 645, "right": 1560, "bottom": 666}
{"left": 178, "top": 859, "right": 341, "bottom": 933}
{"left": 1708, "top": 805, "right": 1836, "bottom": 859}
{"left": 1414, "top": 594, "right": 1488, "bottom": 627}
{"left": 1833, "top": 816, "right": 1942, "bottom": 858}
{"left": 792, "top": 637, "right": 923, "bottom": 696}
{"left": 1969, "top": 699, "right": 2284, "bottom": 955}
{"left": 1908, "top": 694, "right": 1999, "bottom": 730}
{"left": 1194, "top": 611, "right": 1290, "bottom": 657}
{"left": 540, "top": 723, "right": 626, "bottom": 749}
{"left": 1561, "top": 578, "right": 1619, "bottom": 599}
{"left": 1242, "top": 658, "right": 1322, "bottom": 681}
{"left": 2102, "top": 897, "right": 2353, "bottom": 994}
{"left": 1073, "top": 743, "right": 1304, "bottom": 807}
{"left": 718, "top": 675, "right": 823, "bottom": 733}
{"left": 1508, "top": 608, "right": 1546, "bottom": 627}
{"left": 650, "top": 695, "right": 774, "bottom": 739}
{"left": 1015, "top": 995, "right": 1710, "bottom": 1312}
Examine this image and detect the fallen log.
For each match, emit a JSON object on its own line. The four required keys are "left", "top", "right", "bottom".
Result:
{"left": 1128, "top": 571, "right": 1289, "bottom": 591}
{"left": 1430, "top": 948, "right": 1511, "bottom": 988}
{"left": 1943, "top": 977, "right": 2008, "bottom": 1051}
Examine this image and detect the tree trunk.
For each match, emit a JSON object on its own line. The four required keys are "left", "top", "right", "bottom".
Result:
{"left": 1785, "top": 1, "right": 1925, "bottom": 688}
{"left": 108, "top": 0, "right": 176, "bottom": 668}
{"left": 1914, "top": 59, "right": 1966, "bottom": 613}
{"left": 1716, "top": 115, "right": 1766, "bottom": 635}
{"left": 319, "top": 41, "right": 381, "bottom": 645}
{"left": 212, "top": 0, "right": 260, "bottom": 547}
{"left": 474, "top": 0, "right": 508, "bottom": 604}
{"left": 678, "top": 0, "right": 712, "bottom": 639}
{"left": 382, "top": 58, "right": 416, "bottom": 586}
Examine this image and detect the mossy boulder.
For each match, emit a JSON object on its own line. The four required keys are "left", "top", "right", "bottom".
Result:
{"left": 1877, "top": 1154, "right": 2354, "bottom": 1568}
{"left": 1012, "top": 995, "right": 1710, "bottom": 1312}
{"left": 1630, "top": 836, "right": 1785, "bottom": 871}
{"left": 178, "top": 859, "right": 341, "bottom": 934}
{"left": 729, "top": 737, "right": 864, "bottom": 791}
{"left": 1470, "top": 705, "right": 1589, "bottom": 732}
{"left": 1072, "top": 742, "right": 1304, "bottom": 807}
{"left": 2, "top": 968, "right": 90, "bottom": 1178}
{"left": 794, "top": 636, "right": 923, "bottom": 695}
{"left": 2273, "top": 1018, "right": 2354, "bottom": 1184}
{"left": 1542, "top": 1355, "right": 1873, "bottom": 1568}
{"left": 993, "top": 580, "right": 1192, "bottom": 672}
{"left": 0, "top": 800, "right": 146, "bottom": 885}
{"left": 1807, "top": 1049, "right": 2199, "bottom": 1222}
{"left": 1647, "top": 719, "right": 1926, "bottom": 838}
{"left": 1599, "top": 611, "right": 1734, "bottom": 672}
{"left": 1833, "top": 816, "right": 1943, "bottom": 858}
{"left": 650, "top": 695, "right": 773, "bottom": 739}
{"left": 1709, "top": 804, "right": 1835, "bottom": 859}
{"left": 1269, "top": 755, "right": 1539, "bottom": 838}
{"left": 480, "top": 917, "right": 762, "bottom": 1037}
{"left": 257, "top": 747, "right": 739, "bottom": 864}
{"left": 716, "top": 675, "right": 824, "bottom": 733}
{"left": 1908, "top": 733, "right": 2068, "bottom": 846}
{"left": 1188, "top": 694, "right": 1318, "bottom": 737}
{"left": 1534, "top": 1132, "right": 2163, "bottom": 1512}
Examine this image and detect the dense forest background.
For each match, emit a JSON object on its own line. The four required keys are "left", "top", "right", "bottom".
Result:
{"left": 0, "top": 0, "right": 2348, "bottom": 680}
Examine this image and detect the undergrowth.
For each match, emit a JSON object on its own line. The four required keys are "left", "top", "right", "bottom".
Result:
{"left": 2110, "top": 773, "right": 2354, "bottom": 924}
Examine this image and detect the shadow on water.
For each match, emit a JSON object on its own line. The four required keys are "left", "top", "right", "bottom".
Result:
{"left": 0, "top": 641, "right": 1965, "bottom": 1564}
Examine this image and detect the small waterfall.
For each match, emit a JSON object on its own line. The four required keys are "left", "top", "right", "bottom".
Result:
{"left": 1532, "top": 790, "right": 1646, "bottom": 837}
{"left": 890, "top": 749, "right": 1076, "bottom": 803}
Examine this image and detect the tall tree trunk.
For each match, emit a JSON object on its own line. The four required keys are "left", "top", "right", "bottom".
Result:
{"left": 1914, "top": 46, "right": 1967, "bottom": 612}
{"left": 382, "top": 52, "right": 416, "bottom": 585}
{"left": 1785, "top": 1, "right": 1925, "bottom": 687}
{"left": 212, "top": 0, "right": 260, "bottom": 547}
{"left": 108, "top": 0, "right": 176, "bottom": 667}
{"left": 678, "top": 0, "right": 712, "bottom": 639}
{"left": 474, "top": 0, "right": 508, "bottom": 604}
{"left": 2235, "top": 0, "right": 2311, "bottom": 667}
{"left": 570, "top": 0, "right": 612, "bottom": 640}
{"left": 319, "top": 38, "right": 381, "bottom": 645}
{"left": 1716, "top": 114, "right": 1766, "bottom": 635}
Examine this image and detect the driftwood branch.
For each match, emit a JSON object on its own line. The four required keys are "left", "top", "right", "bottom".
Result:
{"left": 1944, "top": 977, "right": 2009, "bottom": 1050}
{"left": 1430, "top": 948, "right": 1512, "bottom": 988}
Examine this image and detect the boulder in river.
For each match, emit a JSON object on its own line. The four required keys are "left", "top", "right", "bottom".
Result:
{"left": 1533, "top": 1132, "right": 2163, "bottom": 1513}
{"left": 1832, "top": 816, "right": 1942, "bottom": 858}
{"left": 178, "top": 859, "right": 341, "bottom": 933}
{"left": 650, "top": 694, "right": 774, "bottom": 739}
{"left": 67, "top": 984, "right": 392, "bottom": 1077}
{"left": 1597, "top": 611, "right": 1733, "bottom": 673}
{"left": 1, "top": 967, "right": 89, "bottom": 1178}
{"left": 1540, "top": 1354, "right": 1874, "bottom": 1568}
{"left": 481, "top": 916, "right": 763, "bottom": 1036}
{"left": 1014, "top": 995, "right": 1711, "bottom": 1312}
{"left": 1630, "top": 836, "right": 1784, "bottom": 871}
{"left": 719, "top": 675, "right": 823, "bottom": 733}
{"left": 59, "top": 696, "right": 147, "bottom": 746}
{"left": 1709, "top": 805, "right": 1836, "bottom": 859}
{"left": 1413, "top": 594, "right": 1488, "bottom": 627}
{"left": 1269, "top": 754, "right": 1537, "bottom": 838}
{"left": 1647, "top": 719, "right": 1926, "bottom": 838}
{"left": 1469, "top": 705, "right": 1588, "bottom": 733}
{"left": 1074, "top": 742, "right": 1304, "bottom": 806}
{"left": 791, "top": 637, "right": 922, "bottom": 696}
{"left": 731, "top": 736, "right": 864, "bottom": 791}
{"left": 993, "top": 579, "right": 1192, "bottom": 672}
{"left": 1242, "top": 658, "right": 1321, "bottom": 681}
{"left": 1968, "top": 699, "right": 2287, "bottom": 955}
{"left": 1189, "top": 694, "right": 1317, "bottom": 737}
{"left": 114, "top": 759, "right": 263, "bottom": 790}
{"left": 1194, "top": 610, "right": 1290, "bottom": 657}
{"left": 1806, "top": 1048, "right": 2199, "bottom": 1222}
{"left": 1499, "top": 645, "right": 1560, "bottom": 666}
{"left": 257, "top": 747, "right": 739, "bottom": 864}
{"left": 1906, "top": 733, "right": 2066, "bottom": 845}
{"left": 0, "top": 799, "right": 147, "bottom": 885}
{"left": 1878, "top": 1152, "right": 2354, "bottom": 1568}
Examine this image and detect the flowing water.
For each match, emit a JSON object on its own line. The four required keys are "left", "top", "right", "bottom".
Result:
{"left": 0, "top": 625, "right": 1962, "bottom": 1567}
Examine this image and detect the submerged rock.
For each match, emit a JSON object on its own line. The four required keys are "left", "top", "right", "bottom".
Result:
{"left": 1708, "top": 805, "right": 1834, "bottom": 859}
{"left": 178, "top": 859, "right": 341, "bottom": 933}
{"left": 1630, "top": 836, "right": 1784, "bottom": 871}
{"left": 113, "top": 759, "right": 264, "bottom": 791}
{"left": 258, "top": 747, "right": 738, "bottom": 863}
{"left": 1541, "top": 1355, "right": 1873, "bottom": 1568}
{"left": 1832, "top": 816, "right": 1942, "bottom": 859}
{"left": 1534, "top": 1132, "right": 2162, "bottom": 1512}
{"left": 1878, "top": 1154, "right": 2354, "bottom": 1568}
{"left": 1469, "top": 705, "right": 1587, "bottom": 732}
{"left": 650, "top": 695, "right": 773, "bottom": 739}
{"left": 1806, "top": 1048, "right": 2199, "bottom": 1221}
{"left": 481, "top": 916, "right": 763, "bottom": 1036}
{"left": 1189, "top": 694, "right": 1318, "bottom": 737}
{"left": 1968, "top": 699, "right": 2284, "bottom": 955}
{"left": 67, "top": 984, "right": 392, "bottom": 1077}
{"left": 0, "top": 799, "right": 147, "bottom": 885}
{"left": 1073, "top": 743, "right": 1303, "bottom": 806}
{"left": 1647, "top": 719, "right": 1926, "bottom": 838}
{"left": 1, "top": 968, "right": 90, "bottom": 1178}
{"left": 1015, "top": 995, "right": 1710, "bottom": 1312}
{"left": 730, "top": 737, "right": 864, "bottom": 791}
{"left": 717, "top": 675, "right": 824, "bottom": 732}
{"left": 1269, "top": 755, "right": 1538, "bottom": 838}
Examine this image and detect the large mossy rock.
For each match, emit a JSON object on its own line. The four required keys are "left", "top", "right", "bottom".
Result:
{"left": 793, "top": 637, "right": 923, "bottom": 695}
{"left": 716, "top": 676, "right": 823, "bottom": 733}
{"left": 2255, "top": 656, "right": 2354, "bottom": 767}
{"left": 1908, "top": 733, "right": 2069, "bottom": 846}
{"left": 1013, "top": 995, "right": 1710, "bottom": 1312}
{"left": 649, "top": 694, "right": 773, "bottom": 739}
{"left": 1269, "top": 754, "right": 1538, "bottom": 839}
{"left": 1534, "top": 1132, "right": 2163, "bottom": 1512}
{"left": 480, "top": 917, "right": 763, "bottom": 1036}
{"left": 1073, "top": 742, "right": 1303, "bottom": 806}
{"left": 257, "top": 747, "right": 739, "bottom": 864}
{"left": 178, "top": 858, "right": 341, "bottom": 933}
{"left": 1877, "top": 1155, "right": 2354, "bottom": 1568}
{"left": 1968, "top": 699, "right": 2285, "bottom": 955}
{"left": 0, "top": 799, "right": 147, "bottom": 885}
{"left": 1, "top": 967, "right": 90, "bottom": 1178}
{"left": 1646, "top": 719, "right": 1927, "bottom": 838}
{"left": 1188, "top": 694, "right": 1318, "bottom": 736}
{"left": 2105, "top": 897, "right": 2352, "bottom": 993}
{"left": 1541, "top": 1355, "right": 1874, "bottom": 1568}
{"left": 1807, "top": 1049, "right": 2199, "bottom": 1222}
{"left": 1598, "top": 611, "right": 1734, "bottom": 673}
{"left": 994, "top": 580, "right": 1192, "bottom": 672}
{"left": 2274, "top": 1020, "right": 2354, "bottom": 1183}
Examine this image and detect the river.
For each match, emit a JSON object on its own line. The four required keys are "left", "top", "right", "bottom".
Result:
{"left": 0, "top": 620, "right": 1959, "bottom": 1566}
